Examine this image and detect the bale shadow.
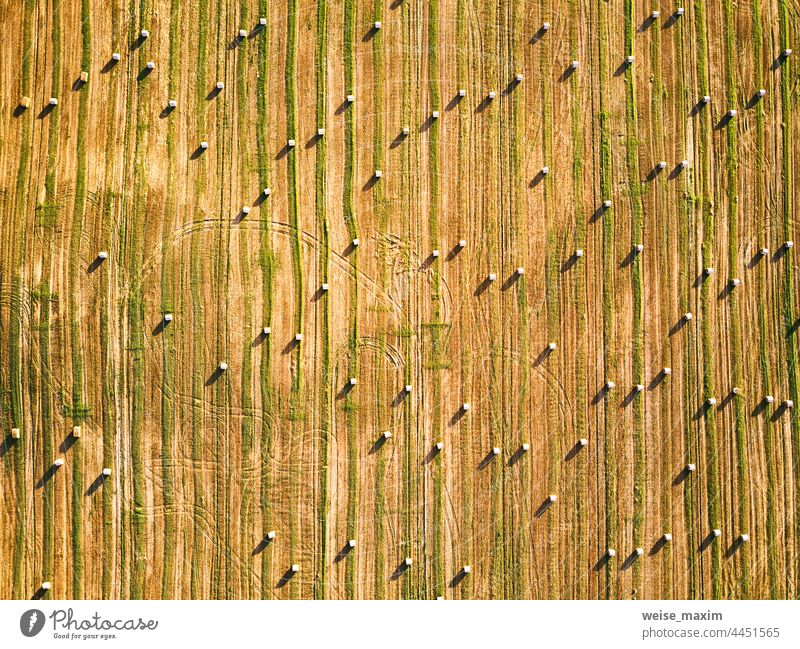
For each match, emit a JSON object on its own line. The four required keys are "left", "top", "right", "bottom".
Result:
{"left": 725, "top": 538, "right": 745, "bottom": 558}
{"left": 529, "top": 169, "right": 547, "bottom": 188}
{"left": 564, "top": 441, "right": 584, "bottom": 461}
{"left": 668, "top": 164, "right": 686, "bottom": 180}
{"left": 85, "top": 472, "right": 108, "bottom": 497}
{"left": 283, "top": 337, "right": 300, "bottom": 355}
{"left": 717, "top": 282, "right": 734, "bottom": 300}
{"left": 0, "top": 435, "right": 17, "bottom": 458}
{"left": 137, "top": 66, "right": 154, "bottom": 82}
{"left": 251, "top": 536, "right": 272, "bottom": 556}
{"left": 751, "top": 399, "right": 769, "bottom": 418}
{"left": 13, "top": 103, "right": 28, "bottom": 118}
{"left": 645, "top": 165, "right": 665, "bottom": 182}
{"left": 343, "top": 240, "right": 358, "bottom": 257}
{"left": 591, "top": 385, "right": 610, "bottom": 406}
{"left": 638, "top": 15, "right": 657, "bottom": 32}
{"left": 473, "top": 276, "right": 492, "bottom": 296}
{"left": 501, "top": 271, "right": 521, "bottom": 292}
{"left": 335, "top": 381, "right": 355, "bottom": 401}
{"left": 508, "top": 446, "right": 526, "bottom": 466}
{"left": 448, "top": 407, "right": 466, "bottom": 427}
{"left": 668, "top": 317, "right": 688, "bottom": 336}
{"left": 449, "top": 569, "right": 468, "bottom": 588}
{"left": 275, "top": 568, "right": 296, "bottom": 588}
{"left": 419, "top": 114, "right": 436, "bottom": 133}
{"left": 275, "top": 142, "right": 292, "bottom": 160}
{"left": 335, "top": 99, "right": 351, "bottom": 116}
{"left": 746, "top": 92, "right": 763, "bottom": 110}
{"left": 445, "top": 92, "right": 463, "bottom": 111}
{"left": 648, "top": 370, "right": 668, "bottom": 391}
{"left": 715, "top": 112, "right": 735, "bottom": 131}
{"left": 35, "top": 464, "right": 59, "bottom": 489}
{"left": 719, "top": 390, "right": 736, "bottom": 409}
{"left": 390, "top": 561, "right": 410, "bottom": 581}
{"left": 771, "top": 53, "right": 790, "bottom": 71}
{"left": 747, "top": 250, "right": 767, "bottom": 269}
{"left": 534, "top": 497, "right": 555, "bottom": 519}
{"left": 621, "top": 550, "right": 642, "bottom": 571}
{"left": 227, "top": 34, "right": 245, "bottom": 50}
{"left": 772, "top": 246, "right": 789, "bottom": 263}
{"left": 362, "top": 174, "right": 379, "bottom": 191}
{"left": 560, "top": 253, "right": 579, "bottom": 273}
{"left": 101, "top": 58, "right": 118, "bottom": 74}
{"left": 152, "top": 318, "right": 168, "bottom": 336}
{"left": 788, "top": 319, "right": 800, "bottom": 338}
{"left": 477, "top": 450, "right": 497, "bottom": 471}
{"left": 38, "top": 103, "right": 56, "bottom": 119}
{"left": 613, "top": 59, "right": 631, "bottom": 78}
{"left": 159, "top": 104, "right": 176, "bottom": 119}
{"left": 619, "top": 247, "right": 638, "bottom": 269}
{"left": 205, "top": 367, "right": 224, "bottom": 386}
{"left": 248, "top": 23, "right": 266, "bottom": 38}
{"left": 72, "top": 76, "right": 87, "bottom": 91}
{"left": 232, "top": 209, "right": 249, "bottom": 225}
{"left": 389, "top": 130, "right": 407, "bottom": 149}
{"left": 699, "top": 531, "right": 718, "bottom": 553}
{"left": 475, "top": 95, "right": 493, "bottom": 113}
{"left": 419, "top": 253, "right": 437, "bottom": 271}
{"left": 87, "top": 255, "right": 106, "bottom": 273}
{"left": 673, "top": 466, "right": 691, "bottom": 486}
{"left": 770, "top": 403, "right": 788, "bottom": 422}
{"left": 206, "top": 85, "right": 223, "bottom": 100}
{"left": 424, "top": 445, "right": 442, "bottom": 465}
{"left": 621, "top": 386, "right": 640, "bottom": 408}
{"left": 305, "top": 132, "right": 323, "bottom": 149}
{"left": 362, "top": 25, "right": 379, "bottom": 42}
{"left": 559, "top": 65, "right": 577, "bottom": 82}
{"left": 693, "top": 401, "right": 713, "bottom": 421}
{"left": 649, "top": 537, "right": 669, "bottom": 556}
{"left": 369, "top": 434, "right": 389, "bottom": 455}
{"left": 502, "top": 78, "right": 521, "bottom": 96}
{"left": 589, "top": 205, "right": 606, "bottom": 224}
{"left": 689, "top": 100, "right": 707, "bottom": 118}
{"left": 592, "top": 553, "right": 611, "bottom": 572}
{"left": 533, "top": 345, "right": 553, "bottom": 368}
{"left": 693, "top": 271, "right": 710, "bottom": 289}
{"left": 663, "top": 12, "right": 680, "bottom": 29}
{"left": 31, "top": 586, "right": 47, "bottom": 600}
{"left": 58, "top": 432, "right": 78, "bottom": 454}
{"left": 391, "top": 389, "right": 408, "bottom": 407}
{"left": 445, "top": 244, "right": 464, "bottom": 261}
{"left": 334, "top": 542, "right": 354, "bottom": 563}
{"left": 130, "top": 33, "right": 146, "bottom": 50}
{"left": 190, "top": 146, "right": 206, "bottom": 160}
{"left": 529, "top": 25, "right": 547, "bottom": 45}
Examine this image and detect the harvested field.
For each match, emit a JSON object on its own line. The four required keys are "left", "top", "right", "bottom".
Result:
{"left": 0, "top": 0, "right": 799, "bottom": 600}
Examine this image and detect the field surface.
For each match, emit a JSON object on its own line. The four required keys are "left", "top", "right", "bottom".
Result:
{"left": 1, "top": 0, "right": 799, "bottom": 600}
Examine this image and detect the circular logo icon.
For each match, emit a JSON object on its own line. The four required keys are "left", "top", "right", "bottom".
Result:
{"left": 20, "top": 609, "right": 45, "bottom": 637}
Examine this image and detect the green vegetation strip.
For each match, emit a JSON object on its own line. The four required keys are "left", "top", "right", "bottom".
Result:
{"left": 68, "top": 0, "right": 92, "bottom": 598}
{"left": 597, "top": 0, "right": 617, "bottom": 600}
{"left": 568, "top": 0, "right": 588, "bottom": 600}
{"left": 778, "top": 0, "right": 800, "bottom": 597}
{"left": 255, "top": 0, "right": 274, "bottom": 600}
{"left": 190, "top": 0, "right": 210, "bottom": 599}
{"left": 159, "top": 0, "right": 181, "bottom": 599}
{"left": 39, "top": 0, "right": 63, "bottom": 600}
{"left": 694, "top": 0, "right": 722, "bottom": 598}
{"left": 314, "top": 0, "right": 330, "bottom": 599}
{"left": 342, "top": 0, "right": 358, "bottom": 599}
{"left": 9, "top": 0, "right": 36, "bottom": 599}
